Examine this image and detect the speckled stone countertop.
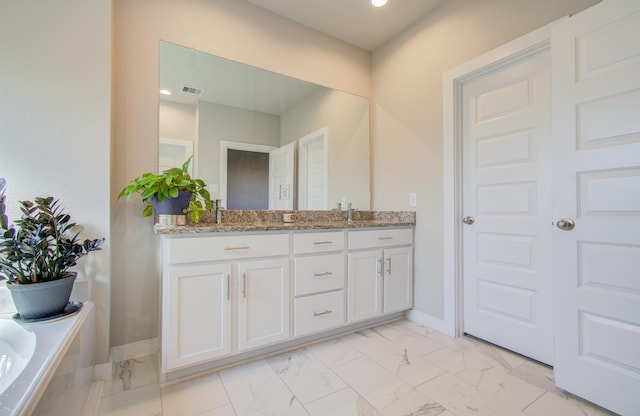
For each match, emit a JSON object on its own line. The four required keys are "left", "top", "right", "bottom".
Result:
{"left": 154, "top": 210, "right": 415, "bottom": 234}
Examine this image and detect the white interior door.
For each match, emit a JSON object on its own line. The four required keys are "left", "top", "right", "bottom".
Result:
{"left": 269, "top": 141, "right": 296, "bottom": 210}
{"left": 551, "top": 1, "right": 640, "bottom": 413}
{"left": 462, "top": 48, "right": 554, "bottom": 364}
{"left": 298, "top": 128, "right": 328, "bottom": 210}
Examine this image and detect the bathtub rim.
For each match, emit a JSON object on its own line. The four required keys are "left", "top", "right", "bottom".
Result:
{"left": 0, "top": 301, "right": 94, "bottom": 416}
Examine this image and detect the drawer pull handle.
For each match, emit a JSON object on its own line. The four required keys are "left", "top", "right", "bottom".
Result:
{"left": 313, "top": 310, "right": 333, "bottom": 317}
{"left": 224, "top": 246, "right": 250, "bottom": 251}
{"left": 313, "top": 241, "right": 333, "bottom": 245}
{"left": 378, "top": 236, "right": 393, "bottom": 240}
{"left": 313, "top": 271, "right": 333, "bottom": 277}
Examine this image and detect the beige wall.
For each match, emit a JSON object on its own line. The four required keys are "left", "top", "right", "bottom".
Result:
{"left": 112, "top": 0, "right": 370, "bottom": 348}
{"left": 371, "top": 0, "right": 600, "bottom": 320}
{"left": 1, "top": 0, "right": 111, "bottom": 362}
{"left": 159, "top": 101, "right": 197, "bottom": 141}
{"left": 197, "top": 102, "right": 281, "bottom": 196}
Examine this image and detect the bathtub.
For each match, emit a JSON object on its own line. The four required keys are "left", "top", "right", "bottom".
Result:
{"left": 0, "top": 301, "right": 94, "bottom": 416}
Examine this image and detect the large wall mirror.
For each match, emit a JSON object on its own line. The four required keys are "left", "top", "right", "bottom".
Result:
{"left": 159, "top": 41, "right": 371, "bottom": 210}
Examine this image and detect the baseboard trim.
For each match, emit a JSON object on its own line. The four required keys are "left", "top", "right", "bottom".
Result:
{"left": 406, "top": 309, "right": 454, "bottom": 336}
{"left": 110, "top": 338, "right": 159, "bottom": 362}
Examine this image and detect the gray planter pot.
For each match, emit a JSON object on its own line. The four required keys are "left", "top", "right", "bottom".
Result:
{"left": 6, "top": 273, "right": 76, "bottom": 320}
{"left": 151, "top": 191, "right": 192, "bottom": 215}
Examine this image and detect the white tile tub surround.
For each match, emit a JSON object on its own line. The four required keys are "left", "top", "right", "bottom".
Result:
{"left": 0, "top": 301, "right": 95, "bottom": 416}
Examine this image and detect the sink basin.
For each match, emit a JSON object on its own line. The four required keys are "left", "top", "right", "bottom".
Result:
{"left": 0, "top": 320, "right": 36, "bottom": 395}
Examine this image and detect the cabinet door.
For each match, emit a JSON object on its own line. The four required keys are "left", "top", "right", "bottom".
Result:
{"left": 167, "top": 263, "right": 232, "bottom": 370}
{"left": 347, "top": 250, "right": 383, "bottom": 322}
{"left": 237, "top": 258, "right": 290, "bottom": 351}
{"left": 383, "top": 246, "right": 413, "bottom": 313}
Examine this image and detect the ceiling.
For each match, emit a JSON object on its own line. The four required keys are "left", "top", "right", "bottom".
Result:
{"left": 244, "top": 0, "right": 446, "bottom": 51}
{"left": 160, "top": 42, "right": 328, "bottom": 113}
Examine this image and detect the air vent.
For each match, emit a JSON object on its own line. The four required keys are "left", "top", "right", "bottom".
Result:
{"left": 181, "top": 85, "right": 204, "bottom": 96}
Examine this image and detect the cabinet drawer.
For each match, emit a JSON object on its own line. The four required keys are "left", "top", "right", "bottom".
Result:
{"left": 294, "top": 231, "right": 345, "bottom": 254}
{"left": 348, "top": 228, "right": 413, "bottom": 250}
{"left": 168, "top": 234, "right": 289, "bottom": 264}
{"left": 294, "top": 253, "right": 345, "bottom": 296}
{"left": 294, "top": 291, "right": 345, "bottom": 337}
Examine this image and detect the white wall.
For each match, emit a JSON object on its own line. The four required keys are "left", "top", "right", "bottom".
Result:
{"left": 281, "top": 89, "right": 371, "bottom": 209}
{"left": 371, "top": 0, "right": 600, "bottom": 323}
{"left": 112, "top": 0, "right": 370, "bottom": 348}
{"left": 0, "top": 0, "right": 111, "bottom": 362}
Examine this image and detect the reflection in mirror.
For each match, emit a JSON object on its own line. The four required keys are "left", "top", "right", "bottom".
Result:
{"left": 159, "top": 41, "right": 370, "bottom": 210}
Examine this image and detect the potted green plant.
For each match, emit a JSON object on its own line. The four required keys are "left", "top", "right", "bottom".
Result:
{"left": 119, "top": 156, "right": 213, "bottom": 223}
{"left": 0, "top": 179, "right": 105, "bottom": 320}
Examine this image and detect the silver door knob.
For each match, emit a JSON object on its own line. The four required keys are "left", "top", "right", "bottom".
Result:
{"left": 556, "top": 218, "right": 575, "bottom": 231}
{"left": 463, "top": 216, "right": 475, "bottom": 225}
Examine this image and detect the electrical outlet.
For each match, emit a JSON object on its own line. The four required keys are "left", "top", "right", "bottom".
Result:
{"left": 409, "top": 192, "right": 417, "bottom": 207}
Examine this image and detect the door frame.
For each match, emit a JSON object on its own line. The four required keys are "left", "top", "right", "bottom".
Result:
{"left": 219, "top": 140, "right": 276, "bottom": 206}
{"left": 442, "top": 22, "right": 559, "bottom": 337}
{"left": 297, "top": 127, "right": 328, "bottom": 210}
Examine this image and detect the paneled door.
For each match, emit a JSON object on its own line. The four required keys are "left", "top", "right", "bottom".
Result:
{"left": 462, "top": 48, "right": 554, "bottom": 364}
{"left": 269, "top": 141, "right": 296, "bottom": 210}
{"left": 551, "top": 0, "right": 640, "bottom": 413}
{"left": 237, "top": 258, "right": 290, "bottom": 352}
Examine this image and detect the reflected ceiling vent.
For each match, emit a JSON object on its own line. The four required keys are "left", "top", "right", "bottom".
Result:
{"left": 181, "top": 85, "right": 204, "bottom": 95}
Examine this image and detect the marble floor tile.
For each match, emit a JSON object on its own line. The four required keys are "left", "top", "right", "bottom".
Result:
{"left": 306, "top": 334, "right": 364, "bottom": 368}
{"left": 161, "top": 371, "right": 230, "bottom": 416}
{"left": 457, "top": 366, "right": 545, "bottom": 410}
{"left": 370, "top": 323, "right": 447, "bottom": 356}
{"left": 218, "top": 358, "right": 272, "bottom": 382}
{"left": 97, "top": 383, "right": 162, "bottom": 416}
{"left": 386, "top": 318, "right": 439, "bottom": 337}
{"left": 524, "top": 392, "right": 615, "bottom": 416}
{"left": 508, "top": 360, "right": 560, "bottom": 394}
{"left": 102, "top": 354, "right": 159, "bottom": 397}
{"left": 351, "top": 332, "right": 445, "bottom": 387}
{"left": 268, "top": 348, "right": 347, "bottom": 404}
{"left": 304, "top": 387, "right": 382, "bottom": 416}
{"left": 92, "top": 319, "right": 619, "bottom": 416}
{"left": 332, "top": 356, "right": 443, "bottom": 416}
{"left": 222, "top": 367, "right": 309, "bottom": 416}
{"left": 417, "top": 372, "right": 527, "bottom": 416}
{"left": 423, "top": 346, "right": 494, "bottom": 375}
{"left": 464, "top": 336, "right": 531, "bottom": 371}
{"left": 196, "top": 403, "right": 238, "bottom": 416}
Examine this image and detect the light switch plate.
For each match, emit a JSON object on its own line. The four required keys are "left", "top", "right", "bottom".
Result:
{"left": 409, "top": 192, "right": 417, "bottom": 207}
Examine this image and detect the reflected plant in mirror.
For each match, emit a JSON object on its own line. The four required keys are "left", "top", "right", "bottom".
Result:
{"left": 159, "top": 41, "right": 371, "bottom": 211}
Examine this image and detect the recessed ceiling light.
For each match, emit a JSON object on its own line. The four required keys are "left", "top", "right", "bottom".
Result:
{"left": 159, "top": 89, "right": 172, "bottom": 96}
{"left": 371, "top": 0, "right": 388, "bottom": 7}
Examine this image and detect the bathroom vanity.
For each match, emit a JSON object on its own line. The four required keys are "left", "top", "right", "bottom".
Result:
{"left": 155, "top": 210, "right": 414, "bottom": 381}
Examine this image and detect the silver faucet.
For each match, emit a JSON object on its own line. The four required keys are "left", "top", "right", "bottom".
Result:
{"left": 215, "top": 199, "right": 224, "bottom": 224}
{"left": 347, "top": 203, "right": 355, "bottom": 222}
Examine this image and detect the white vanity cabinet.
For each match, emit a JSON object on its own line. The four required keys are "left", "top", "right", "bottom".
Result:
{"left": 166, "top": 262, "right": 232, "bottom": 369}
{"left": 161, "top": 232, "right": 289, "bottom": 372}
{"left": 237, "top": 258, "right": 289, "bottom": 351}
{"left": 347, "top": 228, "right": 413, "bottom": 322}
{"left": 159, "top": 223, "right": 413, "bottom": 377}
{"left": 293, "top": 231, "right": 346, "bottom": 337}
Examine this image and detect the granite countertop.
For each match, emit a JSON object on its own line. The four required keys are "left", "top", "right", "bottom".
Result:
{"left": 154, "top": 210, "right": 415, "bottom": 234}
